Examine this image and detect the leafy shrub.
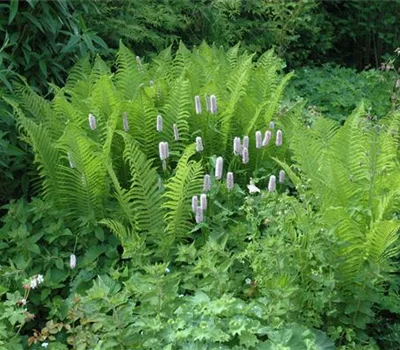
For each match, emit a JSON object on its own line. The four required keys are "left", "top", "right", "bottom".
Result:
{"left": 0, "top": 198, "right": 119, "bottom": 347}
{"left": 88, "top": 0, "right": 333, "bottom": 67}
{"left": 321, "top": 1, "right": 400, "bottom": 69}
{"left": 285, "top": 64, "right": 396, "bottom": 122}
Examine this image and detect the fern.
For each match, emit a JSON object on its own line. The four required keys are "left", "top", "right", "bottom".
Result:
{"left": 287, "top": 103, "right": 400, "bottom": 281}
{"left": 163, "top": 144, "right": 203, "bottom": 241}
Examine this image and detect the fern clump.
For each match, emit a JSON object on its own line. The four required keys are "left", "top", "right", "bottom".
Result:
{"left": 8, "top": 42, "right": 291, "bottom": 253}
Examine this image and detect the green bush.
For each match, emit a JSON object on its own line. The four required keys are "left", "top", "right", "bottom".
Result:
{"left": 285, "top": 64, "right": 396, "bottom": 122}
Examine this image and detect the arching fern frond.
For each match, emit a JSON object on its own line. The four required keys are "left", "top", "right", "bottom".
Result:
{"left": 120, "top": 133, "right": 164, "bottom": 236}
{"left": 162, "top": 144, "right": 203, "bottom": 241}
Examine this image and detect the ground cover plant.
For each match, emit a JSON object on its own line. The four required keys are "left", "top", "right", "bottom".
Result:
{"left": 285, "top": 65, "right": 397, "bottom": 123}
{"left": 2, "top": 42, "right": 400, "bottom": 349}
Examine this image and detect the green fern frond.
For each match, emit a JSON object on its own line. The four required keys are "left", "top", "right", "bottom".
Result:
{"left": 6, "top": 98, "right": 60, "bottom": 201}
{"left": 163, "top": 144, "right": 203, "bottom": 240}
{"left": 65, "top": 56, "right": 92, "bottom": 92}
{"left": 57, "top": 126, "right": 107, "bottom": 223}
{"left": 115, "top": 42, "right": 145, "bottom": 99}
{"left": 120, "top": 133, "right": 164, "bottom": 236}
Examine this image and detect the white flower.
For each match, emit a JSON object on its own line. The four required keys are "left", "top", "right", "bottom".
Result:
{"left": 70, "top": 254, "right": 77, "bottom": 269}
{"left": 165, "top": 268, "right": 170, "bottom": 274}
{"left": 36, "top": 274, "right": 44, "bottom": 284}
{"left": 30, "top": 279, "right": 38, "bottom": 289}
{"left": 42, "top": 342, "right": 49, "bottom": 348}
{"left": 247, "top": 179, "right": 260, "bottom": 193}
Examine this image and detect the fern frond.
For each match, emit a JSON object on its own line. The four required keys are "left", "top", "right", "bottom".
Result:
{"left": 115, "top": 41, "right": 145, "bottom": 99}
{"left": 163, "top": 144, "right": 203, "bottom": 240}
{"left": 121, "top": 133, "right": 165, "bottom": 236}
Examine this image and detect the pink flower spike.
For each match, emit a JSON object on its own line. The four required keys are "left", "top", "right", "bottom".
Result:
{"left": 215, "top": 157, "right": 223, "bottom": 180}
{"left": 276, "top": 130, "right": 283, "bottom": 146}
{"left": 268, "top": 175, "right": 276, "bottom": 192}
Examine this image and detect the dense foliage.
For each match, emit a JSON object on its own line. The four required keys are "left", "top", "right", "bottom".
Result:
{"left": 2, "top": 43, "right": 400, "bottom": 349}
{"left": 285, "top": 64, "right": 398, "bottom": 123}
{"left": 1, "top": 0, "right": 400, "bottom": 206}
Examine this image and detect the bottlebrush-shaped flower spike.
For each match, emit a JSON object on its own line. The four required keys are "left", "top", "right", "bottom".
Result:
{"left": 268, "top": 175, "right": 276, "bottom": 192}
{"left": 215, "top": 156, "right": 223, "bottom": 180}
{"left": 123, "top": 112, "right": 129, "bottom": 132}
{"left": 192, "top": 195, "right": 198, "bottom": 213}
{"left": 210, "top": 95, "right": 217, "bottom": 114}
{"left": 276, "top": 130, "right": 283, "bottom": 146}
{"left": 156, "top": 114, "right": 163, "bottom": 132}
{"left": 173, "top": 123, "right": 179, "bottom": 141}
{"left": 233, "top": 137, "right": 242, "bottom": 155}
{"left": 159, "top": 142, "right": 169, "bottom": 160}
{"left": 194, "top": 95, "right": 202, "bottom": 114}
{"left": 255, "top": 131, "right": 262, "bottom": 149}
{"left": 88, "top": 113, "right": 97, "bottom": 130}
{"left": 195, "top": 206, "right": 203, "bottom": 223}
{"left": 279, "top": 170, "right": 285, "bottom": 183}
{"left": 203, "top": 174, "right": 211, "bottom": 192}
{"left": 195, "top": 136, "right": 204, "bottom": 152}
{"left": 200, "top": 194, "right": 207, "bottom": 210}
{"left": 226, "top": 172, "right": 234, "bottom": 191}
{"left": 262, "top": 130, "right": 272, "bottom": 147}
{"left": 242, "top": 147, "right": 249, "bottom": 164}
{"left": 242, "top": 136, "right": 249, "bottom": 149}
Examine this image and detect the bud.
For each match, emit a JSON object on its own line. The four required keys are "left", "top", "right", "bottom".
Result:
{"left": 195, "top": 136, "right": 204, "bottom": 152}
{"left": 269, "top": 121, "right": 275, "bottom": 129}
{"left": 233, "top": 137, "right": 242, "bottom": 155}
{"left": 255, "top": 131, "right": 262, "bottom": 149}
{"left": 159, "top": 142, "right": 168, "bottom": 160}
{"left": 123, "top": 112, "right": 129, "bottom": 132}
{"left": 226, "top": 172, "right": 234, "bottom": 191}
{"left": 268, "top": 175, "right": 276, "bottom": 192}
{"left": 275, "top": 130, "right": 283, "bottom": 146}
{"left": 156, "top": 114, "right": 163, "bottom": 132}
{"left": 195, "top": 206, "right": 203, "bottom": 223}
{"left": 242, "top": 136, "right": 249, "bottom": 149}
{"left": 200, "top": 193, "right": 207, "bottom": 210}
{"left": 173, "top": 123, "right": 179, "bottom": 141}
{"left": 396, "top": 79, "right": 400, "bottom": 89}
{"left": 70, "top": 254, "right": 76, "bottom": 269}
{"left": 150, "top": 80, "right": 155, "bottom": 86}
{"left": 279, "top": 170, "right": 285, "bottom": 183}
{"left": 68, "top": 152, "right": 75, "bottom": 169}
{"left": 242, "top": 147, "right": 249, "bottom": 164}
{"left": 262, "top": 130, "right": 272, "bottom": 147}
{"left": 192, "top": 195, "right": 198, "bottom": 213}
{"left": 215, "top": 156, "right": 223, "bottom": 180}
{"left": 205, "top": 94, "right": 211, "bottom": 112}
{"left": 88, "top": 113, "right": 97, "bottom": 130}
{"left": 194, "top": 95, "right": 202, "bottom": 114}
{"left": 136, "top": 56, "right": 142, "bottom": 71}
{"left": 210, "top": 95, "right": 217, "bottom": 114}
{"left": 203, "top": 174, "right": 211, "bottom": 192}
